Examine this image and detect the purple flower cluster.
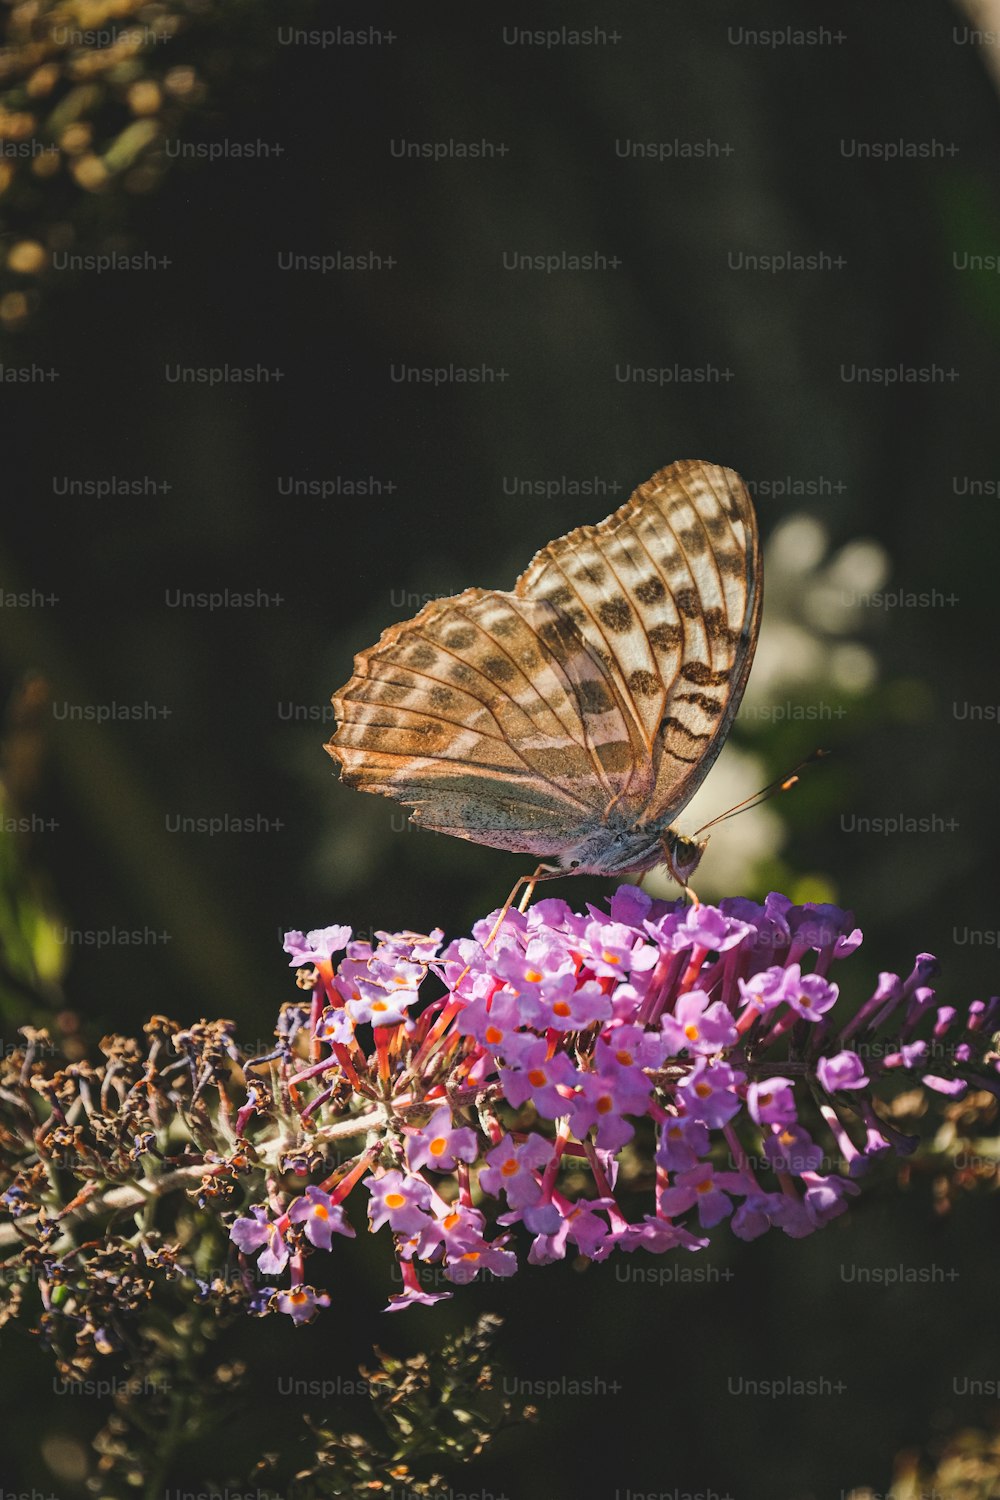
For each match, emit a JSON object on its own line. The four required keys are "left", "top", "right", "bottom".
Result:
{"left": 224, "top": 888, "right": 998, "bottom": 1318}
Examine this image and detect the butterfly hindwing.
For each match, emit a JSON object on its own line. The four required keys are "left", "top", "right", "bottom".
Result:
{"left": 328, "top": 588, "right": 652, "bottom": 853}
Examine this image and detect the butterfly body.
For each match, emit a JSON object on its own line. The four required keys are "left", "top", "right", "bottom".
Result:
{"left": 543, "top": 810, "right": 702, "bottom": 882}
{"left": 328, "top": 459, "right": 761, "bottom": 886}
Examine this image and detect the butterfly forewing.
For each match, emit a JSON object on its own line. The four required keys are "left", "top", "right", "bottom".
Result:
{"left": 327, "top": 459, "right": 761, "bottom": 874}
{"left": 513, "top": 459, "right": 761, "bottom": 824}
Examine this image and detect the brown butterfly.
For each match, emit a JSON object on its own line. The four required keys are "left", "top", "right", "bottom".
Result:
{"left": 326, "top": 459, "right": 761, "bottom": 888}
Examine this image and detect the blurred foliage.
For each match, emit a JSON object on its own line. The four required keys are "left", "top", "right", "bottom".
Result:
{"left": 0, "top": 0, "right": 292, "bottom": 327}
{"left": 0, "top": 672, "right": 68, "bottom": 1024}
{"left": 1, "top": 0, "right": 201, "bottom": 329}
{"left": 851, "top": 1427, "right": 1000, "bottom": 1500}
{"left": 253, "top": 1316, "right": 533, "bottom": 1500}
{"left": 75, "top": 1310, "right": 524, "bottom": 1499}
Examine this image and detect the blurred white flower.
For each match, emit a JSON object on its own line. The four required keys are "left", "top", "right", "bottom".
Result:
{"left": 652, "top": 514, "right": 891, "bottom": 893}
{"left": 745, "top": 516, "right": 890, "bottom": 706}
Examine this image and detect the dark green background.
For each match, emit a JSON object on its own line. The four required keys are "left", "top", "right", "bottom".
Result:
{"left": 2, "top": 2, "right": 999, "bottom": 1496}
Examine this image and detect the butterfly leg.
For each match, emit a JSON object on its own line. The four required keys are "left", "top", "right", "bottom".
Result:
{"left": 516, "top": 862, "right": 559, "bottom": 914}
{"left": 484, "top": 864, "right": 558, "bottom": 947}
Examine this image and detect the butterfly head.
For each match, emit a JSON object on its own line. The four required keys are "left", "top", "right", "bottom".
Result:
{"left": 662, "top": 828, "right": 708, "bottom": 889}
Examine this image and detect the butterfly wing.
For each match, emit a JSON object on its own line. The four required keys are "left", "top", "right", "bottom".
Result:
{"left": 327, "top": 587, "right": 653, "bottom": 856}
{"left": 514, "top": 458, "right": 761, "bottom": 825}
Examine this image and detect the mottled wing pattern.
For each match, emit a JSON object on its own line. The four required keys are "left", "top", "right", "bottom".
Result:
{"left": 327, "top": 587, "right": 653, "bottom": 855}
{"left": 514, "top": 459, "right": 761, "bottom": 826}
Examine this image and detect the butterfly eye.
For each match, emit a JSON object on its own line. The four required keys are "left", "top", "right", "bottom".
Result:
{"left": 569, "top": 860, "right": 581, "bottom": 870}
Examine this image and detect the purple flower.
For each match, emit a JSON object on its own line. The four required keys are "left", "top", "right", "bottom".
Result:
{"left": 444, "top": 1237, "right": 518, "bottom": 1285}
{"left": 352, "top": 988, "right": 416, "bottom": 1028}
{"left": 677, "top": 1060, "right": 744, "bottom": 1128}
{"left": 406, "top": 1106, "right": 478, "bottom": 1173}
{"left": 737, "top": 964, "right": 797, "bottom": 1018}
{"left": 366, "top": 1170, "right": 434, "bottom": 1234}
{"left": 562, "top": 1198, "right": 614, "bottom": 1257}
{"left": 386, "top": 1284, "right": 453, "bottom": 1311}
{"left": 596, "top": 1022, "right": 668, "bottom": 1073}
{"left": 426, "top": 1202, "right": 489, "bottom": 1259}
{"left": 229, "top": 1206, "right": 289, "bottom": 1275}
{"left": 612, "top": 1214, "right": 709, "bottom": 1254}
{"left": 234, "top": 885, "right": 995, "bottom": 1308}
{"left": 479, "top": 1133, "right": 554, "bottom": 1210}
{"left": 787, "top": 903, "right": 854, "bottom": 955}
{"left": 375, "top": 927, "right": 444, "bottom": 964}
{"left": 802, "top": 1173, "right": 859, "bottom": 1226}
{"left": 526, "top": 896, "right": 586, "bottom": 936}
{"left": 527, "top": 1213, "right": 573, "bottom": 1265}
{"left": 274, "top": 1285, "right": 331, "bottom": 1324}
{"left": 658, "top": 1164, "right": 734, "bottom": 1228}
{"left": 816, "top": 1051, "right": 868, "bottom": 1093}
{"left": 609, "top": 883, "right": 653, "bottom": 928}
{"left": 763, "top": 1124, "right": 825, "bottom": 1176}
{"left": 540, "top": 978, "right": 613, "bottom": 1033}
{"left": 671, "top": 903, "right": 754, "bottom": 954}
{"left": 495, "top": 936, "right": 577, "bottom": 1019}
{"left": 315, "top": 1007, "right": 354, "bottom": 1046}
{"left": 656, "top": 1116, "right": 710, "bottom": 1173}
{"left": 781, "top": 964, "right": 839, "bottom": 1021}
{"left": 471, "top": 904, "right": 527, "bottom": 949}
{"left": 571, "top": 1067, "right": 650, "bottom": 1150}
{"left": 287, "top": 1186, "right": 355, "bottom": 1250}
{"left": 458, "top": 989, "right": 524, "bottom": 1056}
{"left": 581, "top": 919, "right": 646, "bottom": 977}
{"left": 499, "top": 1037, "right": 578, "bottom": 1118}
{"left": 283, "top": 925, "right": 352, "bottom": 966}
{"left": 661, "top": 990, "right": 738, "bottom": 1057}
{"left": 747, "top": 1077, "right": 797, "bottom": 1127}
{"left": 923, "top": 1075, "right": 969, "bottom": 1097}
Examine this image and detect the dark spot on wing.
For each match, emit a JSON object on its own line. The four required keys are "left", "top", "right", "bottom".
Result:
{"left": 648, "top": 623, "right": 683, "bottom": 652}
{"left": 715, "top": 550, "right": 744, "bottom": 578}
{"left": 681, "top": 661, "right": 731, "bottom": 686}
{"left": 676, "top": 691, "right": 724, "bottom": 718}
{"left": 444, "top": 626, "right": 476, "bottom": 650}
{"left": 483, "top": 655, "right": 517, "bottom": 683}
{"left": 704, "top": 608, "right": 738, "bottom": 646}
{"left": 657, "top": 716, "right": 710, "bottom": 761}
{"left": 634, "top": 576, "right": 667, "bottom": 605}
{"left": 627, "top": 669, "right": 660, "bottom": 696}
{"left": 597, "top": 596, "right": 633, "bottom": 632}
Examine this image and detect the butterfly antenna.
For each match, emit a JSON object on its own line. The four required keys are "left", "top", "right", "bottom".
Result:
{"left": 692, "top": 748, "right": 830, "bottom": 837}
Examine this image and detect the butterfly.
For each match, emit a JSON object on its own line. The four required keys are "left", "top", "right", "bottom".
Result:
{"left": 326, "top": 459, "right": 761, "bottom": 889}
